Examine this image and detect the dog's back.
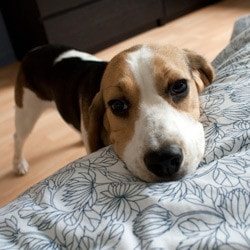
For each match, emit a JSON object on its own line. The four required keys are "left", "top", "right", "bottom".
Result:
{"left": 13, "top": 44, "right": 107, "bottom": 174}
{"left": 15, "top": 45, "right": 71, "bottom": 103}
{"left": 15, "top": 44, "right": 107, "bottom": 130}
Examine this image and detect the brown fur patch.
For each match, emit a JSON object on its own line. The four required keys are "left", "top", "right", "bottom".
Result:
{"left": 86, "top": 92, "right": 106, "bottom": 152}
{"left": 99, "top": 50, "right": 141, "bottom": 158}
{"left": 15, "top": 67, "right": 25, "bottom": 107}
{"left": 184, "top": 49, "right": 214, "bottom": 92}
{"left": 151, "top": 45, "right": 202, "bottom": 120}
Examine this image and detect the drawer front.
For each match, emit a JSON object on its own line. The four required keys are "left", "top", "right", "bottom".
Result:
{"left": 162, "top": 0, "right": 218, "bottom": 20}
{"left": 36, "top": 0, "right": 94, "bottom": 18}
{"left": 44, "top": 0, "right": 163, "bottom": 52}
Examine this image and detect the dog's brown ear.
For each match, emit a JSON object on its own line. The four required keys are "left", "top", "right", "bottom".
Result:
{"left": 184, "top": 49, "right": 214, "bottom": 93}
{"left": 87, "top": 91, "right": 105, "bottom": 152}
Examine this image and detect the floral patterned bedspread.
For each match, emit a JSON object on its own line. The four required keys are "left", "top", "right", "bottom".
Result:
{"left": 1, "top": 16, "right": 250, "bottom": 250}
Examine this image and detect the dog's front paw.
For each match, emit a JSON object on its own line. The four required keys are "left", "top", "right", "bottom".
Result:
{"left": 13, "top": 158, "right": 29, "bottom": 175}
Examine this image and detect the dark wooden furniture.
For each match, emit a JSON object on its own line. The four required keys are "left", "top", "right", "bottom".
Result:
{"left": 1, "top": 0, "right": 218, "bottom": 60}
{"left": 0, "top": 11, "right": 15, "bottom": 66}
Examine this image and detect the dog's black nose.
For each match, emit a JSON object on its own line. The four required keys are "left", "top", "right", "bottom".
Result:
{"left": 144, "top": 145, "right": 183, "bottom": 177}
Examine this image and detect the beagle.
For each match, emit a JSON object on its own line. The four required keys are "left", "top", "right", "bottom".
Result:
{"left": 14, "top": 44, "right": 214, "bottom": 182}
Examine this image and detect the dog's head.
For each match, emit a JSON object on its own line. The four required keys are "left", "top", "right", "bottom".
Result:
{"left": 87, "top": 45, "right": 214, "bottom": 182}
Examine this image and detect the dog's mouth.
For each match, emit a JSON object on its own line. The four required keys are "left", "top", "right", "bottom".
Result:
{"left": 142, "top": 163, "right": 188, "bottom": 182}
{"left": 121, "top": 119, "right": 205, "bottom": 183}
{"left": 123, "top": 146, "right": 201, "bottom": 182}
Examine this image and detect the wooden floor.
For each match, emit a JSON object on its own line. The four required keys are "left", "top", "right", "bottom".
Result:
{"left": 1, "top": 0, "right": 250, "bottom": 207}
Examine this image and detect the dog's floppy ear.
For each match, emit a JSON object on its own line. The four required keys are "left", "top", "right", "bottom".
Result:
{"left": 184, "top": 49, "right": 214, "bottom": 93}
{"left": 87, "top": 91, "right": 105, "bottom": 152}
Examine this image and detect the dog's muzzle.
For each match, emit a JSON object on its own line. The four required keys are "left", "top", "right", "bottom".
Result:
{"left": 144, "top": 144, "right": 183, "bottom": 178}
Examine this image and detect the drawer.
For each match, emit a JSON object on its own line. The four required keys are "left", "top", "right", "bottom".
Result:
{"left": 43, "top": 0, "right": 163, "bottom": 52}
{"left": 162, "top": 0, "right": 218, "bottom": 21}
{"left": 36, "top": 0, "right": 95, "bottom": 18}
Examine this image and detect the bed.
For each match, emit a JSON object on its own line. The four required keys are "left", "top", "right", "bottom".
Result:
{"left": 0, "top": 16, "right": 249, "bottom": 249}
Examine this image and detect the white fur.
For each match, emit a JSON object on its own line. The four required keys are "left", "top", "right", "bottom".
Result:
{"left": 123, "top": 46, "right": 205, "bottom": 181}
{"left": 54, "top": 49, "right": 101, "bottom": 64}
{"left": 13, "top": 88, "right": 55, "bottom": 174}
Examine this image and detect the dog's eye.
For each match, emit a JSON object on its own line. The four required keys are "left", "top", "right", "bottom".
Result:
{"left": 108, "top": 99, "right": 129, "bottom": 117}
{"left": 169, "top": 79, "right": 188, "bottom": 96}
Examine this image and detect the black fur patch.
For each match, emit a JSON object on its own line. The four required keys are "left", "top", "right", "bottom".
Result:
{"left": 20, "top": 44, "right": 107, "bottom": 130}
